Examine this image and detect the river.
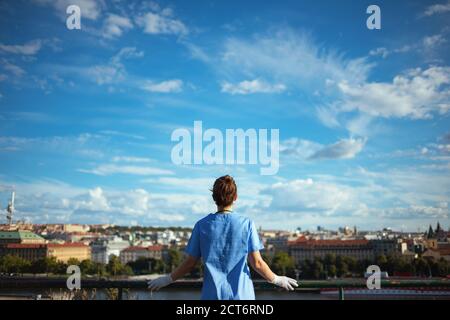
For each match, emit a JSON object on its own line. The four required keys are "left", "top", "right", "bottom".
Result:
{"left": 1, "top": 288, "right": 450, "bottom": 300}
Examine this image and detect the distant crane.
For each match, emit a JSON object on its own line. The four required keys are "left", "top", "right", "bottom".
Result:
{"left": 6, "top": 191, "right": 15, "bottom": 225}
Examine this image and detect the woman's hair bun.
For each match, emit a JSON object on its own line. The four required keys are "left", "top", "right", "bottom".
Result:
{"left": 212, "top": 175, "right": 237, "bottom": 207}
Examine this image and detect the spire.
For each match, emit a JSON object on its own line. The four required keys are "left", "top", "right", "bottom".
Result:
{"left": 427, "top": 225, "right": 434, "bottom": 239}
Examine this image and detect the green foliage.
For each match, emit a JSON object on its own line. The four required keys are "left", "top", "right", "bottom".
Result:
{"left": 0, "top": 255, "right": 31, "bottom": 273}
{"left": 296, "top": 253, "right": 450, "bottom": 279}
{"left": 167, "top": 248, "right": 183, "bottom": 272}
{"left": 106, "top": 255, "right": 131, "bottom": 276}
{"left": 271, "top": 252, "right": 296, "bottom": 277}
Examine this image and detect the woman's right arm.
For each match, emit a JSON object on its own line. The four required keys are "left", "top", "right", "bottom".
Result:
{"left": 248, "top": 250, "right": 276, "bottom": 281}
{"left": 248, "top": 251, "right": 299, "bottom": 291}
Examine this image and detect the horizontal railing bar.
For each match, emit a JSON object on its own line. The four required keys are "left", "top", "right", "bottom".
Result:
{"left": 1, "top": 277, "right": 449, "bottom": 290}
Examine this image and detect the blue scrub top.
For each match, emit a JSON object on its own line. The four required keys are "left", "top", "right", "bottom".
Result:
{"left": 185, "top": 212, "right": 264, "bottom": 300}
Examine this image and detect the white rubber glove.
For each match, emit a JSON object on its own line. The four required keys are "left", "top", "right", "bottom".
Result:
{"left": 269, "top": 275, "right": 299, "bottom": 291}
{"left": 148, "top": 274, "right": 173, "bottom": 291}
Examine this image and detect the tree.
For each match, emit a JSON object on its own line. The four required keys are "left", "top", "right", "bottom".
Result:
{"left": 67, "top": 258, "right": 80, "bottom": 266}
{"left": 0, "top": 255, "right": 30, "bottom": 274}
{"left": 167, "top": 249, "right": 183, "bottom": 272}
{"left": 328, "top": 264, "right": 337, "bottom": 277}
{"left": 436, "top": 258, "right": 448, "bottom": 277}
{"left": 376, "top": 254, "right": 388, "bottom": 271}
{"left": 79, "top": 259, "right": 106, "bottom": 276}
{"left": 415, "top": 257, "right": 429, "bottom": 277}
{"left": 270, "top": 252, "right": 295, "bottom": 277}
{"left": 336, "top": 256, "right": 348, "bottom": 277}
{"left": 312, "top": 258, "right": 324, "bottom": 279}
{"left": 324, "top": 254, "right": 336, "bottom": 267}
{"left": 107, "top": 255, "right": 133, "bottom": 276}
{"left": 107, "top": 255, "right": 122, "bottom": 276}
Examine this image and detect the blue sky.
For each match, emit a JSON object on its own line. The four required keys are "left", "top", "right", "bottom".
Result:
{"left": 0, "top": 0, "right": 449, "bottom": 231}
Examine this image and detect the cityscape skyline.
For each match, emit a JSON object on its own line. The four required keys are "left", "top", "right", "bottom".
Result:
{"left": 0, "top": 0, "right": 449, "bottom": 231}
{"left": 0, "top": 219, "right": 447, "bottom": 234}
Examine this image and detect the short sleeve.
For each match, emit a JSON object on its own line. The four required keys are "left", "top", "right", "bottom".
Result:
{"left": 248, "top": 220, "right": 264, "bottom": 252}
{"left": 185, "top": 222, "right": 201, "bottom": 258}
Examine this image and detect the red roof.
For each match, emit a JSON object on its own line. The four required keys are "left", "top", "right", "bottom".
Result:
{"left": 288, "top": 239, "right": 369, "bottom": 247}
{"left": 148, "top": 245, "right": 163, "bottom": 251}
{"left": 438, "top": 248, "right": 450, "bottom": 256}
{"left": 122, "top": 245, "right": 163, "bottom": 252}
{"left": 47, "top": 242, "right": 88, "bottom": 248}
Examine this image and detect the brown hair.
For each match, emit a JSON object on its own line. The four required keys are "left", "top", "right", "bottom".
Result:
{"left": 211, "top": 175, "right": 237, "bottom": 207}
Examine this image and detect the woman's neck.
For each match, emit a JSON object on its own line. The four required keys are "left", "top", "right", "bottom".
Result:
{"left": 217, "top": 205, "right": 233, "bottom": 213}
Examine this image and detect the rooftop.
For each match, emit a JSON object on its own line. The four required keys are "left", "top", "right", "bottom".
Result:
{"left": 0, "top": 230, "right": 45, "bottom": 241}
{"left": 288, "top": 238, "right": 370, "bottom": 247}
{"left": 122, "top": 245, "right": 163, "bottom": 252}
{"left": 47, "top": 242, "right": 89, "bottom": 248}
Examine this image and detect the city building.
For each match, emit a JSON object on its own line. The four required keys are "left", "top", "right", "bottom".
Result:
{"left": 62, "top": 224, "right": 90, "bottom": 233}
{"left": 288, "top": 238, "right": 374, "bottom": 263}
{"left": 0, "top": 243, "right": 47, "bottom": 261}
{"left": 91, "top": 236, "right": 130, "bottom": 264}
{"left": 0, "top": 230, "right": 46, "bottom": 244}
{"left": 119, "top": 245, "right": 163, "bottom": 265}
{"left": 47, "top": 243, "right": 91, "bottom": 263}
{"left": 372, "top": 239, "right": 402, "bottom": 257}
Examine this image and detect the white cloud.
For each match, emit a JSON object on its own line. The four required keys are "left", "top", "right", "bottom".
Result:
{"left": 262, "top": 179, "right": 358, "bottom": 216}
{"left": 369, "top": 34, "right": 444, "bottom": 60}
{"left": 379, "top": 203, "right": 449, "bottom": 219}
{"left": 423, "top": 1, "right": 450, "bottom": 16}
{"left": 369, "top": 45, "right": 413, "bottom": 59}
{"left": 280, "top": 137, "right": 366, "bottom": 160}
{"left": 88, "top": 64, "right": 124, "bottom": 85}
{"left": 280, "top": 138, "right": 323, "bottom": 159}
{"left": 315, "top": 105, "right": 341, "bottom": 128}
{"left": 34, "top": 0, "right": 102, "bottom": 20}
{"left": 78, "top": 164, "right": 174, "bottom": 176}
{"left": 309, "top": 137, "right": 366, "bottom": 160}
{"left": 0, "top": 179, "right": 210, "bottom": 224}
{"left": 112, "top": 156, "right": 152, "bottom": 163}
{"left": 142, "top": 79, "right": 183, "bottom": 93}
{"left": 423, "top": 34, "right": 447, "bottom": 48}
{"left": 369, "top": 47, "right": 390, "bottom": 58}
{"left": 71, "top": 187, "right": 110, "bottom": 211}
{"left": 102, "top": 14, "right": 133, "bottom": 39}
{"left": 219, "top": 30, "right": 372, "bottom": 89}
{"left": 338, "top": 66, "right": 450, "bottom": 119}
{"left": 2, "top": 169, "right": 449, "bottom": 228}
{"left": 142, "top": 177, "right": 213, "bottom": 190}
{"left": 88, "top": 47, "right": 143, "bottom": 85}
{"left": 0, "top": 133, "right": 105, "bottom": 158}
{"left": 0, "top": 40, "right": 42, "bottom": 55}
{"left": 221, "top": 79, "right": 286, "bottom": 95}
{"left": 183, "top": 42, "right": 211, "bottom": 63}
{"left": 0, "top": 59, "right": 26, "bottom": 77}
{"left": 136, "top": 12, "right": 188, "bottom": 36}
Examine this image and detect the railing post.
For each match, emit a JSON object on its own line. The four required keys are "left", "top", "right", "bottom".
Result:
{"left": 117, "top": 287, "right": 123, "bottom": 300}
{"left": 338, "top": 287, "right": 344, "bottom": 300}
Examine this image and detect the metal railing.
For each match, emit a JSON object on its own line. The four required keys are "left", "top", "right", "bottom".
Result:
{"left": 1, "top": 276, "right": 449, "bottom": 300}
